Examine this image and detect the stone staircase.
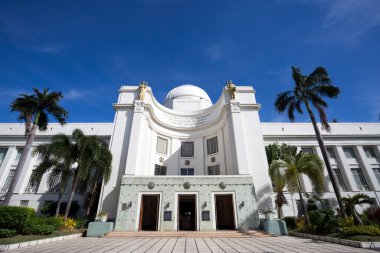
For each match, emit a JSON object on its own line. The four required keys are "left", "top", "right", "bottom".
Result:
{"left": 106, "top": 230, "right": 272, "bottom": 238}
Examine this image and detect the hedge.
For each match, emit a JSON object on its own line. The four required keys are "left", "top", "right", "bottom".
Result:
{"left": 0, "top": 206, "right": 35, "bottom": 233}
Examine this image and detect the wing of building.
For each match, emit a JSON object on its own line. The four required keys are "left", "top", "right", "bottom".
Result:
{"left": 0, "top": 84, "right": 379, "bottom": 232}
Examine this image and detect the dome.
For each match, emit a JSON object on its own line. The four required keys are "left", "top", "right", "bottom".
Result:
{"left": 163, "top": 84, "right": 212, "bottom": 111}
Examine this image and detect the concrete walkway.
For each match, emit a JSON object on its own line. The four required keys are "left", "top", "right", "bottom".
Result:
{"left": 6, "top": 236, "right": 380, "bottom": 253}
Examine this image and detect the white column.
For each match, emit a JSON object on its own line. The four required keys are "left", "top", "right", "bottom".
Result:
{"left": 125, "top": 101, "right": 146, "bottom": 175}
{"left": 356, "top": 146, "right": 380, "bottom": 191}
{"left": 227, "top": 101, "right": 249, "bottom": 175}
{"left": 335, "top": 146, "right": 358, "bottom": 192}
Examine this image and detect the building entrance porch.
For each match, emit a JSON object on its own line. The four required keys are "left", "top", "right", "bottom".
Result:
{"left": 178, "top": 194, "right": 197, "bottom": 231}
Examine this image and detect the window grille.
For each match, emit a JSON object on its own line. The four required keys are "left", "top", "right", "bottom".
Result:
{"left": 207, "top": 137, "right": 218, "bottom": 155}
{"left": 181, "top": 168, "right": 194, "bottom": 176}
{"left": 327, "top": 148, "right": 336, "bottom": 159}
{"left": 0, "top": 148, "right": 8, "bottom": 166}
{"left": 332, "top": 168, "right": 347, "bottom": 191}
{"left": 156, "top": 137, "right": 168, "bottom": 155}
{"left": 154, "top": 165, "right": 167, "bottom": 175}
{"left": 364, "top": 147, "right": 377, "bottom": 159}
{"left": 207, "top": 165, "right": 220, "bottom": 175}
{"left": 25, "top": 170, "right": 39, "bottom": 193}
{"left": 15, "top": 148, "right": 23, "bottom": 161}
{"left": 301, "top": 147, "right": 314, "bottom": 154}
{"left": 343, "top": 147, "right": 356, "bottom": 159}
{"left": 181, "top": 142, "right": 194, "bottom": 157}
{"left": 351, "top": 168, "right": 370, "bottom": 191}
{"left": 1, "top": 169, "right": 16, "bottom": 192}
{"left": 373, "top": 168, "right": 380, "bottom": 186}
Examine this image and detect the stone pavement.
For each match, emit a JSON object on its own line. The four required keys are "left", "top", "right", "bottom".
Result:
{"left": 6, "top": 236, "right": 380, "bottom": 253}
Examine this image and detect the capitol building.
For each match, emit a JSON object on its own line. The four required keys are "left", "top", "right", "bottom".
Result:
{"left": 0, "top": 83, "right": 379, "bottom": 232}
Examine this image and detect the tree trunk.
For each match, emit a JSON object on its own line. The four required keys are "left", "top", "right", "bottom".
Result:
{"left": 304, "top": 101, "right": 347, "bottom": 218}
{"left": 86, "top": 182, "right": 98, "bottom": 216}
{"left": 64, "top": 170, "right": 79, "bottom": 220}
{"left": 297, "top": 176, "right": 310, "bottom": 226}
{"left": 3, "top": 124, "right": 38, "bottom": 206}
{"left": 55, "top": 188, "right": 64, "bottom": 217}
{"left": 277, "top": 206, "right": 283, "bottom": 219}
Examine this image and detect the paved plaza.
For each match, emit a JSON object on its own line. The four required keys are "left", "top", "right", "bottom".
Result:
{"left": 6, "top": 236, "right": 380, "bottom": 253}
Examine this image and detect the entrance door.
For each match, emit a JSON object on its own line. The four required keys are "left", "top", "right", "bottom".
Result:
{"left": 215, "top": 194, "right": 235, "bottom": 230}
{"left": 139, "top": 194, "right": 160, "bottom": 231}
{"left": 178, "top": 195, "right": 196, "bottom": 231}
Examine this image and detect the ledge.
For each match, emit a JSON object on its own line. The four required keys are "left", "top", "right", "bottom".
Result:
{"left": 290, "top": 231, "right": 380, "bottom": 249}
{"left": 0, "top": 233, "right": 82, "bottom": 252}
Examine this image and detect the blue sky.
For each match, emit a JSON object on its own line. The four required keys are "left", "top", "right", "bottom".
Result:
{"left": 0, "top": 0, "right": 379, "bottom": 123}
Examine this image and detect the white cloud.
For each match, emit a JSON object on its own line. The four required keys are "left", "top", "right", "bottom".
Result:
{"left": 306, "top": 0, "right": 380, "bottom": 45}
{"left": 205, "top": 44, "right": 222, "bottom": 62}
{"left": 65, "top": 89, "right": 84, "bottom": 100}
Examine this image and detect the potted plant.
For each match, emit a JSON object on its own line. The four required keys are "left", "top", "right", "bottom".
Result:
{"left": 260, "top": 208, "right": 275, "bottom": 221}
{"left": 98, "top": 211, "right": 108, "bottom": 222}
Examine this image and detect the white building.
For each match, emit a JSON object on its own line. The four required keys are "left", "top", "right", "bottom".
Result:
{"left": 0, "top": 84, "right": 379, "bottom": 231}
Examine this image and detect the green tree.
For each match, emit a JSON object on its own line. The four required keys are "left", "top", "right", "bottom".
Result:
{"left": 342, "top": 193, "right": 373, "bottom": 225}
{"left": 4, "top": 88, "right": 68, "bottom": 205}
{"left": 265, "top": 143, "right": 297, "bottom": 218}
{"left": 274, "top": 66, "right": 345, "bottom": 217}
{"left": 270, "top": 151, "right": 324, "bottom": 226}
{"left": 32, "top": 136, "right": 74, "bottom": 216}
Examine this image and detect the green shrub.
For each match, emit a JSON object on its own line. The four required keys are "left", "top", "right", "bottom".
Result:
{"left": 309, "top": 210, "right": 324, "bottom": 227}
{"left": 307, "top": 199, "right": 318, "bottom": 212}
{"left": 283, "top": 216, "right": 296, "bottom": 230}
{"left": 0, "top": 229, "right": 16, "bottom": 238}
{"left": 44, "top": 216, "right": 64, "bottom": 230}
{"left": 21, "top": 217, "right": 55, "bottom": 235}
{"left": 308, "top": 209, "right": 338, "bottom": 234}
{"left": 75, "top": 217, "right": 88, "bottom": 229}
{"left": 0, "top": 206, "right": 35, "bottom": 233}
{"left": 338, "top": 216, "right": 354, "bottom": 227}
{"left": 342, "top": 225, "right": 380, "bottom": 236}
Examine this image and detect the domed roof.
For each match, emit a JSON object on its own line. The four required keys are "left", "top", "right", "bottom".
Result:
{"left": 164, "top": 84, "right": 212, "bottom": 103}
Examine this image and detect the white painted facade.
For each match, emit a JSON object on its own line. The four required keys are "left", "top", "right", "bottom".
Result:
{"left": 0, "top": 84, "right": 379, "bottom": 229}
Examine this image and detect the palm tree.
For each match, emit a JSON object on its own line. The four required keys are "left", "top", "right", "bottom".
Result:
{"left": 63, "top": 131, "right": 112, "bottom": 220}
{"left": 270, "top": 151, "right": 324, "bottom": 226}
{"left": 3, "top": 88, "right": 68, "bottom": 205}
{"left": 274, "top": 66, "right": 346, "bottom": 217}
{"left": 32, "top": 136, "right": 74, "bottom": 216}
{"left": 265, "top": 143, "right": 297, "bottom": 218}
{"left": 342, "top": 193, "right": 373, "bottom": 225}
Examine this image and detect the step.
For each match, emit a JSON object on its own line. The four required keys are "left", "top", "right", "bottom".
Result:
{"left": 106, "top": 230, "right": 272, "bottom": 238}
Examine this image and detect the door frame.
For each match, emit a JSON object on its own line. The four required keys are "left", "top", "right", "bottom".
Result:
{"left": 211, "top": 192, "right": 237, "bottom": 230}
{"left": 174, "top": 192, "right": 199, "bottom": 231}
{"left": 136, "top": 192, "right": 162, "bottom": 231}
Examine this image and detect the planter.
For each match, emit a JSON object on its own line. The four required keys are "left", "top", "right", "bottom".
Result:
{"left": 264, "top": 213, "right": 272, "bottom": 221}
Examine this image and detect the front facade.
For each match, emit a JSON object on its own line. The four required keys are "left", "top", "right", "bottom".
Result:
{"left": 0, "top": 83, "right": 379, "bottom": 231}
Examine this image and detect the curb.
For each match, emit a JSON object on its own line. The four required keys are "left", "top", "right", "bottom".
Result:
{"left": 0, "top": 233, "right": 82, "bottom": 252}
{"left": 290, "top": 231, "right": 379, "bottom": 249}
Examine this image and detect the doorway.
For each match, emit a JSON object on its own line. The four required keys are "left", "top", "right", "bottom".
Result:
{"left": 178, "top": 195, "right": 196, "bottom": 231}
{"left": 215, "top": 194, "right": 235, "bottom": 230}
{"left": 139, "top": 194, "right": 160, "bottom": 231}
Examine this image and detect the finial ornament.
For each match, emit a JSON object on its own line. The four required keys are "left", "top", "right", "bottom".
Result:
{"left": 139, "top": 81, "right": 148, "bottom": 100}
{"left": 226, "top": 80, "right": 236, "bottom": 100}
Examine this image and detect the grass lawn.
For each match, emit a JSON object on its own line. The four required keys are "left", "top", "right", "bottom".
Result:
{"left": 327, "top": 233, "right": 380, "bottom": 242}
{"left": 0, "top": 230, "right": 85, "bottom": 245}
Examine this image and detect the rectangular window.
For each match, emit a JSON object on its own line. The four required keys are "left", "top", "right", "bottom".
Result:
{"left": 0, "top": 147, "right": 8, "bottom": 166}
{"left": 332, "top": 168, "right": 347, "bottom": 191}
{"left": 181, "top": 142, "right": 194, "bottom": 157}
{"left": 181, "top": 168, "right": 194, "bottom": 176}
{"left": 19, "top": 200, "right": 29, "bottom": 207}
{"left": 25, "top": 170, "right": 40, "bottom": 194}
{"left": 48, "top": 173, "right": 61, "bottom": 193}
{"left": 364, "top": 147, "right": 377, "bottom": 159}
{"left": 207, "top": 137, "right": 218, "bottom": 155}
{"left": 351, "top": 168, "right": 370, "bottom": 191}
{"left": 15, "top": 148, "right": 23, "bottom": 161}
{"left": 156, "top": 136, "right": 168, "bottom": 155}
{"left": 327, "top": 148, "right": 336, "bottom": 159}
{"left": 343, "top": 147, "right": 356, "bottom": 159}
{"left": 373, "top": 168, "right": 380, "bottom": 185}
{"left": 301, "top": 147, "right": 314, "bottom": 154}
{"left": 154, "top": 164, "right": 167, "bottom": 175}
{"left": 1, "top": 169, "right": 16, "bottom": 193}
{"left": 207, "top": 165, "right": 220, "bottom": 175}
